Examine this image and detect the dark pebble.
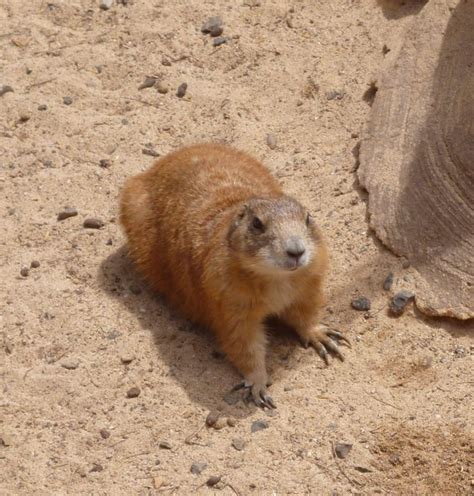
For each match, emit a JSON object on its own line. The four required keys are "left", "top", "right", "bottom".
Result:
{"left": 326, "top": 90, "right": 344, "bottom": 101}
{"left": 266, "top": 134, "right": 277, "bottom": 150}
{"left": 351, "top": 297, "right": 371, "bottom": 311}
{"left": 90, "top": 463, "right": 103, "bottom": 472}
{"left": 106, "top": 238, "right": 113, "bottom": 246}
{"left": 138, "top": 77, "right": 156, "bottom": 90}
{"left": 206, "top": 475, "right": 221, "bottom": 487}
{"left": 383, "top": 272, "right": 394, "bottom": 291}
{"left": 212, "top": 37, "right": 226, "bottom": 47}
{"left": 190, "top": 462, "right": 207, "bottom": 475}
{"left": 206, "top": 411, "right": 220, "bottom": 427}
{"left": 159, "top": 441, "right": 172, "bottom": 450}
{"left": 251, "top": 420, "right": 269, "bottom": 433}
{"left": 63, "top": 96, "right": 73, "bottom": 105}
{"left": 0, "top": 85, "right": 14, "bottom": 96}
{"left": 389, "top": 291, "right": 415, "bottom": 316}
{"left": 161, "top": 57, "right": 172, "bottom": 66}
{"left": 354, "top": 465, "right": 372, "bottom": 473}
{"left": 83, "top": 218, "right": 105, "bottom": 229}
{"left": 126, "top": 386, "right": 140, "bottom": 398}
{"left": 335, "top": 442, "right": 352, "bottom": 459}
{"left": 176, "top": 83, "right": 188, "bottom": 98}
{"left": 100, "top": 429, "right": 110, "bottom": 439}
{"left": 223, "top": 389, "right": 240, "bottom": 406}
{"left": 57, "top": 207, "right": 78, "bottom": 221}
{"left": 99, "top": 159, "right": 112, "bottom": 168}
{"left": 30, "top": 260, "right": 40, "bottom": 269}
{"left": 38, "top": 104, "right": 47, "bottom": 111}
{"left": 232, "top": 438, "right": 245, "bottom": 451}
{"left": 201, "top": 16, "right": 223, "bottom": 35}
{"left": 142, "top": 148, "right": 160, "bottom": 157}
{"left": 20, "top": 267, "right": 29, "bottom": 277}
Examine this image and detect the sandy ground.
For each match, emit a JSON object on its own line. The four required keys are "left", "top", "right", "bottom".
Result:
{"left": 1, "top": 0, "right": 473, "bottom": 495}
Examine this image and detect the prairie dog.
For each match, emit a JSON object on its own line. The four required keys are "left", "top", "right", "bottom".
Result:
{"left": 119, "top": 143, "right": 348, "bottom": 408}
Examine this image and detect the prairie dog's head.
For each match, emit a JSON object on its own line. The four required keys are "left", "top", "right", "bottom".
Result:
{"left": 228, "top": 196, "right": 322, "bottom": 275}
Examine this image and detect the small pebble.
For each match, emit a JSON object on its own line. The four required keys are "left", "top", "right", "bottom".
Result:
{"left": 38, "top": 104, "right": 47, "bottom": 111}
{"left": 251, "top": 420, "right": 269, "bottom": 433}
{"left": 161, "top": 57, "right": 172, "bottom": 66}
{"left": 120, "top": 353, "right": 135, "bottom": 364}
{"left": 106, "top": 238, "right": 113, "bottom": 246}
{"left": 351, "top": 297, "right": 371, "bottom": 311}
{"left": 0, "top": 85, "right": 14, "bottom": 96}
{"left": 266, "top": 134, "right": 277, "bottom": 150}
{"left": 226, "top": 416, "right": 237, "bottom": 427}
{"left": 156, "top": 81, "right": 169, "bottom": 94}
{"left": 223, "top": 389, "right": 240, "bottom": 405}
{"left": 99, "top": 0, "right": 113, "bottom": 10}
{"left": 176, "top": 83, "right": 187, "bottom": 98}
{"left": 99, "top": 159, "right": 111, "bottom": 168}
{"left": 212, "top": 37, "right": 226, "bottom": 47}
{"left": 206, "top": 475, "right": 221, "bottom": 487}
{"left": 201, "top": 16, "right": 223, "bottom": 36}
{"left": 335, "top": 442, "right": 352, "bottom": 459}
{"left": 354, "top": 466, "right": 372, "bottom": 473}
{"left": 159, "top": 441, "right": 172, "bottom": 449}
{"left": 19, "top": 113, "right": 31, "bottom": 123}
{"left": 61, "top": 359, "right": 79, "bottom": 370}
{"left": 126, "top": 386, "right": 140, "bottom": 398}
{"left": 383, "top": 272, "right": 394, "bottom": 291}
{"left": 213, "top": 417, "right": 228, "bottom": 430}
{"left": 58, "top": 207, "right": 78, "bottom": 221}
{"left": 83, "top": 218, "right": 104, "bottom": 229}
{"left": 142, "top": 148, "right": 160, "bottom": 157}
{"left": 99, "top": 429, "right": 110, "bottom": 439}
{"left": 63, "top": 96, "right": 73, "bottom": 105}
{"left": 190, "top": 462, "right": 207, "bottom": 475}
{"left": 232, "top": 438, "right": 245, "bottom": 451}
{"left": 326, "top": 90, "right": 344, "bottom": 101}
{"left": 90, "top": 463, "right": 103, "bottom": 472}
{"left": 30, "top": 260, "right": 40, "bottom": 269}
{"left": 20, "top": 267, "right": 29, "bottom": 277}
{"left": 389, "top": 291, "right": 415, "bottom": 316}
{"left": 138, "top": 76, "right": 156, "bottom": 90}
{"left": 206, "top": 411, "right": 220, "bottom": 427}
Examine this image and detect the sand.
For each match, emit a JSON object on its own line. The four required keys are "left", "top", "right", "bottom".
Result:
{"left": 1, "top": 0, "right": 472, "bottom": 494}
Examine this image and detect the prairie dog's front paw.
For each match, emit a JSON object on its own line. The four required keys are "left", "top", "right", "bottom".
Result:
{"left": 303, "top": 324, "right": 351, "bottom": 365}
{"left": 231, "top": 377, "right": 276, "bottom": 409}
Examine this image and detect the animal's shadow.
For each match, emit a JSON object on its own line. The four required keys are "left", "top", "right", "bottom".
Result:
{"left": 98, "top": 246, "right": 306, "bottom": 417}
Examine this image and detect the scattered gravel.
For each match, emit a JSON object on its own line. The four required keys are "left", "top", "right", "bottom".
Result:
{"left": 0, "top": 85, "right": 14, "bottom": 96}
{"left": 201, "top": 16, "right": 223, "bottom": 37}
{"left": 351, "top": 297, "right": 371, "bottom": 311}
{"left": 190, "top": 462, "right": 207, "bottom": 475}
{"left": 389, "top": 291, "right": 415, "bottom": 316}
{"left": 57, "top": 207, "right": 78, "bottom": 221}
{"left": 251, "top": 420, "right": 269, "bottom": 433}
{"left": 30, "top": 260, "right": 40, "bottom": 268}
{"left": 83, "top": 218, "right": 105, "bottom": 229}
{"left": 232, "top": 438, "right": 246, "bottom": 451}
{"left": 176, "top": 83, "right": 188, "bottom": 98}
{"left": 20, "top": 267, "right": 29, "bottom": 277}
{"left": 335, "top": 442, "right": 352, "bottom": 459}
{"left": 138, "top": 76, "right": 156, "bottom": 90}
{"left": 266, "top": 134, "right": 277, "bottom": 150}
{"left": 99, "top": 0, "right": 113, "bottom": 10}
{"left": 63, "top": 96, "right": 73, "bottom": 105}
{"left": 126, "top": 386, "right": 141, "bottom": 398}
{"left": 213, "top": 37, "right": 226, "bottom": 47}
{"left": 60, "top": 359, "right": 79, "bottom": 370}
{"left": 383, "top": 272, "right": 394, "bottom": 291}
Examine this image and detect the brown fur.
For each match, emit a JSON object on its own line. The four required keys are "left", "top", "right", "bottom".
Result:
{"left": 119, "top": 143, "right": 341, "bottom": 407}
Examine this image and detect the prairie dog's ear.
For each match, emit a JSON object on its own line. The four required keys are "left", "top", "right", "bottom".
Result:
{"left": 238, "top": 203, "right": 249, "bottom": 219}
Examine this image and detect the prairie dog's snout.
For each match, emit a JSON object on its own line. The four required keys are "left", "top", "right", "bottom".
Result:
{"left": 284, "top": 236, "right": 307, "bottom": 268}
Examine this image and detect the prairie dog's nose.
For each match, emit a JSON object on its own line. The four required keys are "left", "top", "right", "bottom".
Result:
{"left": 286, "top": 238, "right": 306, "bottom": 259}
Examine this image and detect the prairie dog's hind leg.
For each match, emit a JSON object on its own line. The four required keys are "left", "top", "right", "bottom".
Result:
{"left": 219, "top": 319, "right": 275, "bottom": 409}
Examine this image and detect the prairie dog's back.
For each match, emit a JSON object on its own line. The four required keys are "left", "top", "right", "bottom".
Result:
{"left": 119, "top": 143, "right": 284, "bottom": 322}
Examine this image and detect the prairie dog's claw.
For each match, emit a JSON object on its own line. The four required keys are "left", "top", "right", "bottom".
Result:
{"left": 306, "top": 325, "right": 350, "bottom": 364}
{"left": 232, "top": 381, "right": 276, "bottom": 409}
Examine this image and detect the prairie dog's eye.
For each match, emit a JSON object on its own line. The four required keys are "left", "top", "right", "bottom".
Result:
{"left": 306, "top": 212, "right": 313, "bottom": 226}
{"left": 252, "top": 216, "right": 264, "bottom": 232}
